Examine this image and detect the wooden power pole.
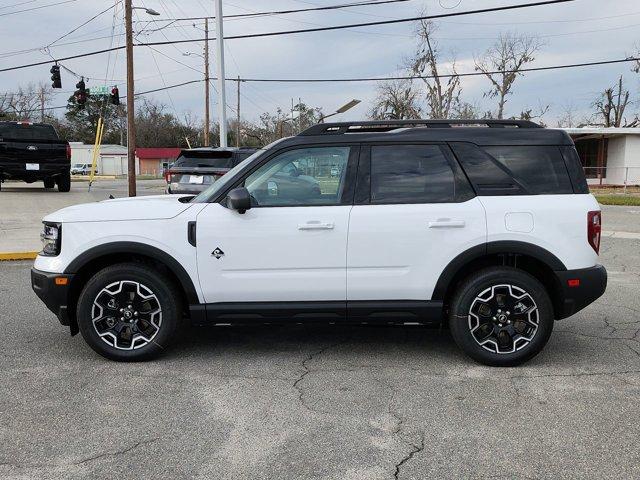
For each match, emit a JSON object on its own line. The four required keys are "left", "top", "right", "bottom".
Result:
{"left": 125, "top": 0, "right": 136, "bottom": 196}
{"left": 203, "top": 18, "right": 210, "bottom": 147}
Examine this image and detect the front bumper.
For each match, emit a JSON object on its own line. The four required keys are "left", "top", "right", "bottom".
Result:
{"left": 31, "top": 268, "right": 74, "bottom": 327}
{"left": 554, "top": 264, "right": 607, "bottom": 319}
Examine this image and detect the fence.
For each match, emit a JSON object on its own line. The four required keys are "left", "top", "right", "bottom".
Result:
{"left": 583, "top": 167, "right": 640, "bottom": 193}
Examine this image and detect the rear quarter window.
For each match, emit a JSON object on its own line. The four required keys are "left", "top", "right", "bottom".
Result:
{"left": 483, "top": 146, "right": 573, "bottom": 194}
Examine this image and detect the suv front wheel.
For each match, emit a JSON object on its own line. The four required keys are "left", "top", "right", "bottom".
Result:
{"left": 449, "top": 267, "right": 554, "bottom": 367}
{"left": 76, "top": 263, "right": 182, "bottom": 361}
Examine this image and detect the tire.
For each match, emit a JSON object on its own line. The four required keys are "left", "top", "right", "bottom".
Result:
{"left": 76, "top": 263, "right": 183, "bottom": 361}
{"left": 43, "top": 177, "right": 55, "bottom": 189}
{"left": 448, "top": 267, "right": 554, "bottom": 367}
{"left": 57, "top": 172, "right": 71, "bottom": 192}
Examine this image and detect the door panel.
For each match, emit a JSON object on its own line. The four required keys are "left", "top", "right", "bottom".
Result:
{"left": 347, "top": 199, "right": 486, "bottom": 300}
{"left": 347, "top": 143, "right": 486, "bottom": 301}
{"left": 196, "top": 203, "right": 351, "bottom": 303}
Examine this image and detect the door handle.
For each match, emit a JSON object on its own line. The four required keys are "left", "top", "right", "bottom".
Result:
{"left": 428, "top": 219, "right": 466, "bottom": 228}
{"left": 298, "top": 221, "right": 335, "bottom": 230}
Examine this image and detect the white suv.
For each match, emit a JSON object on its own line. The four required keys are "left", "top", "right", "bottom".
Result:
{"left": 31, "top": 120, "right": 607, "bottom": 366}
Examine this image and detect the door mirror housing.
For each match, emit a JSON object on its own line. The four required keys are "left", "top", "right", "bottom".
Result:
{"left": 226, "top": 187, "right": 251, "bottom": 213}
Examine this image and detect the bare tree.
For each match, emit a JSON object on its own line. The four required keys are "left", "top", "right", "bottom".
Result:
{"left": 2, "top": 82, "right": 53, "bottom": 121}
{"left": 369, "top": 79, "right": 421, "bottom": 120}
{"left": 409, "top": 20, "right": 461, "bottom": 119}
{"left": 592, "top": 76, "right": 638, "bottom": 127}
{"left": 474, "top": 33, "right": 543, "bottom": 119}
{"left": 512, "top": 101, "right": 550, "bottom": 126}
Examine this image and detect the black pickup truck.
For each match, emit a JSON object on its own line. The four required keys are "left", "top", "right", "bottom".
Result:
{"left": 0, "top": 121, "right": 71, "bottom": 192}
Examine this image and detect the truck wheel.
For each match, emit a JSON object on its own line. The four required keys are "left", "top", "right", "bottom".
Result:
{"left": 43, "top": 177, "right": 55, "bottom": 189}
{"left": 76, "top": 263, "right": 183, "bottom": 361}
{"left": 448, "top": 267, "right": 554, "bottom": 367}
{"left": 57, "top": 172, "right": 71, "bottom": 192}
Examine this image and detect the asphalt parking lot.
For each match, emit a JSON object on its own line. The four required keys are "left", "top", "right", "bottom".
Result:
{"left": 0, "top": 179, "right": 166, "bottom": 252}
{"left": 1, "top": 221, "right": 639, "bottom": 478}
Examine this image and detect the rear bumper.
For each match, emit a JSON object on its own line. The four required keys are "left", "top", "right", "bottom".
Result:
{"left": 1, "top": 163, "right": 69, "bottom": 180}
{"left": 31, "top": 268, "right": 74, "bottom": 326}
{"left": 554, "top": 264, "right": 607, "bottom": 319}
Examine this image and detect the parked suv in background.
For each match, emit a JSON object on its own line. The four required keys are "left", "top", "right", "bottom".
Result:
{"left": 31, "top": 120, "right": 606, "bottom": 366}
{"left": 165, "top": 147, "right": 257, "bottom": 194}
{"left": 0, "top": 121, "right": 71, "bottom": 191}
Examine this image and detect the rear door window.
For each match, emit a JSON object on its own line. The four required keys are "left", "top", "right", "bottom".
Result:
{"left": 483, "top": 146, "right": 573, "bottom": 194}
{"left": 370, "top": 145, "right": 461, "bottom": 204}
{"left": 0, "top": 123, "right": 59, "bottom": 141}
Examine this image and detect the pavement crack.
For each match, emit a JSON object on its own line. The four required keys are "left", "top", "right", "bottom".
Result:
{"left": 292, "top": 339, "right": 347, "bottom": 414}
{"left": 73, "top": 438, "right": 158, "bottom": 466}
{"left": 393, "top": 433, "right": 425, "bottom": 480}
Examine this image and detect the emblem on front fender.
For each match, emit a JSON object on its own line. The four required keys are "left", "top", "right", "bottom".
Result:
{"left": 212, "top": 247, "right": 225, "bottom": 259}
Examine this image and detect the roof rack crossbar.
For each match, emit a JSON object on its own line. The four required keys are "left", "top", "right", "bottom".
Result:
{"left": 299, "top": 119, "right": 542, "bottom": 136}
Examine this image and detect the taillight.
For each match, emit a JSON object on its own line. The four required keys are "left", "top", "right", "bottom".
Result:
{"left": 587, "top": 210, "right": 601, "bottom": 254}
{"left": 164, "top": 171, "right": 172, "bottom": 183}
{"left": 66, "top": 144, "right": 71, "bottom": 161}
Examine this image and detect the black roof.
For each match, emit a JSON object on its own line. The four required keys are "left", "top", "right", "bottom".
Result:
{"left": 289, "top": 120, "right": 573, "bottom": 146}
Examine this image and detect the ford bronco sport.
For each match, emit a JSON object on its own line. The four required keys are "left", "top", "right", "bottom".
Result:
{"left": 31, "top": 120, "right": 607, "bottom": 365}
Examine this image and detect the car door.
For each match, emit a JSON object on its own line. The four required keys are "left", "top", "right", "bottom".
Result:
{"left": 346, "top": 143, "right": 486, "bottom": 306}
{"left": 196, "top": 144, "right": 359, "bottom": 307}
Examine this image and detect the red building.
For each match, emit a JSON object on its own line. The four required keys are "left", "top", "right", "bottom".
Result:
{"left": 136, "top": 147, "right": 181, "bottom": 176}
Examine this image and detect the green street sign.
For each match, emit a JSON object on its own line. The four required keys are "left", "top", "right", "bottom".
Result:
{"left": 89, "top": 86, "right": 110, "bottom": 96}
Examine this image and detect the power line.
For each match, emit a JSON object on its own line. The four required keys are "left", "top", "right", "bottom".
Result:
{"left": 0, "top": 0, "right": 579, "bottom": 73}
{"left": 0, "top": 0, "right": 78, "bottom": 17}
{"left": 45, "top": 2, "right": 116, "bottom": 48}
{"left": 139, "top": 0, "right": 578, "bottom": 47}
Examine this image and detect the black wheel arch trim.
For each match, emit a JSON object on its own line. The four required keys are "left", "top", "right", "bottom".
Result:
{"left": 64, "top": 242, "right": 200, "bottom": 304}
{"left": 432, "top": 240, "right": 567, "bottom": 301}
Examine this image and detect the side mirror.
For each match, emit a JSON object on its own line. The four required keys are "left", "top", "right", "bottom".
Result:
{"left": 226, "top": 187, "right": 251, "bottom": 214}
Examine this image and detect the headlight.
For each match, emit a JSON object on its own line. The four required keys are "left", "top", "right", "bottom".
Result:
{"left": 40, "top": 223, "right": 61, "bottom": 256}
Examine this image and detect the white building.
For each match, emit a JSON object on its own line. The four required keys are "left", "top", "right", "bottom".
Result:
{"left": 68, "top": 143, "right": 137, "bottom": 176}
{"left": 562, "top": 128, "right": 640, "bottom": 186}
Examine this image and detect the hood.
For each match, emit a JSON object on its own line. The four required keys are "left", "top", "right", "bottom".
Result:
{"left": 43, "top": 194, "right": 195, "bottom": 223}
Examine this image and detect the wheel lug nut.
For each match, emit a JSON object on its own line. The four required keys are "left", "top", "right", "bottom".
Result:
{"left": 119, "top": 308, "right": 124, "bottom": 312}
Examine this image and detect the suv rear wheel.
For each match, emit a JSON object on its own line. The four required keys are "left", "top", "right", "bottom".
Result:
{"left": 449, "top": 267, "right": 554, "bottom": 367}
{"left": 56, "top": 172, "right": 71, "bottom": 192}
{"left": 43, "top": 177, "right": 55, "bottom": 189}
{"left": 76, "top": 263, "right": 182, "bottom": 361}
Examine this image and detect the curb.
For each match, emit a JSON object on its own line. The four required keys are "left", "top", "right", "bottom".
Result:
{"left": 0, "top": 251, "right": 38, "bottom": 261}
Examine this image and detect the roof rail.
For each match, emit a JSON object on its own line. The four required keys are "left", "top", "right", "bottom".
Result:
{"left": 299, "top": 119, "right": 543, "bottom": 136}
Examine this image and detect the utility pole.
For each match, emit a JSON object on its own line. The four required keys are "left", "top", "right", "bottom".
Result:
{"left": 214, "top": 0, "right": 227, "bottom": 147}
{"left": 125, "top": 0, "right": 136, "bottom": 196}
{"left": 203, "top": 18, "right": 210, "bottom": 147}
{"left": 236, "top": 76, "right": 240, "bottom": 147}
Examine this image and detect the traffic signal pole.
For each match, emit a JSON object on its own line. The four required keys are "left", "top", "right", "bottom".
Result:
{"left": 214, "top": 0, "right": 227, "bottom": 148}
{"left": 125, "top": 0, "right": 137, "bottom": 196}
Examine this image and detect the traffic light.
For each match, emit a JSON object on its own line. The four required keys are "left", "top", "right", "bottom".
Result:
{"left": 110, "top": 86, "right": 120, "bottom": 105}
{"left": 74, "top": 78, "right": 87, "bottom": 107}
{"left": 50, "top": 65, "right": 61, "bottom": 89}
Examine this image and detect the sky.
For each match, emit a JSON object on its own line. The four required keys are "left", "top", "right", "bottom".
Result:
{"left": 1, "top": 0, "right": 639, "bottom": 127}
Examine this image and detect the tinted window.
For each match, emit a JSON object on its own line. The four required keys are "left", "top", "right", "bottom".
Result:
{"left": 0, "top": 123, "right": 59, "bottom": 141}
{"left": 449, "top": 142, "right": 525, "bottom": 196}
{"left": 370, "top": 145, "right": 456, "bottom": 203}
{"left": 173, "top": 152, "right": 234, "bottom": 169}
{"left": 244, "top": 146, "right": 350, "bottom": 206}
{"left": 560, "top": 146, "right": 589, "bottom": 194}
{"left": 483, "top": 146, "right": 573, "bottom": 194}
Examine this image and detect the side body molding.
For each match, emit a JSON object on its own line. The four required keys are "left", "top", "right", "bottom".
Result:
{"left": 64, "top": 242, "right": 200, "bottom": 304}
{"left": 431, "top": 240, "right": 567, "bottom": 301}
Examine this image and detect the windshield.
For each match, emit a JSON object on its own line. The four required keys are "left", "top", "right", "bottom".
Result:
{"left": 191, "top": 139, "right": 287, "bottom": 203}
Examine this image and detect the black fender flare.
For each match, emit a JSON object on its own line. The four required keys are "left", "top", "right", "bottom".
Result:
{"left": 64, "top": 242, "right": 200, "bottom": 304}
{"left": 431, "top": 240, "right": 567, "bottom": 301}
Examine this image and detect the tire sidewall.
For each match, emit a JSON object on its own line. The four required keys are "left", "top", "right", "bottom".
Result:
{"left": 76, "top": 264, "right": 180, "bottom": 361}
{"left": 449, "top": 267, "right": 554, "bottom": 367}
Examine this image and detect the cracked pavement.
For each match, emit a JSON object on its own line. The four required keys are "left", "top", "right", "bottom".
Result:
{"left": 1, "top": 206, "right": 639, "bottom": 479}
